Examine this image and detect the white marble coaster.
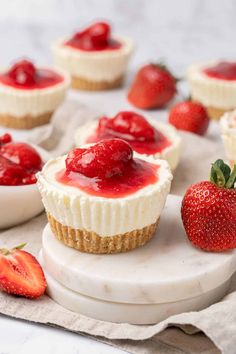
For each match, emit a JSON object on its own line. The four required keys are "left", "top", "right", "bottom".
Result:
{"left": 42, "top": 195, "right": 236, "bottom": 304}
{"left": 40, "top": 259, "right": 231, "bottom": 324}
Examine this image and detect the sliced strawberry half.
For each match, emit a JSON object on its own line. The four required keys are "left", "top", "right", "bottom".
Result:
{"left": 0, "top": 244, "right": 46, "bottom": 299}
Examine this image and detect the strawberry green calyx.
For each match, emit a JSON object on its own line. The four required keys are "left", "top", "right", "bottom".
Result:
{"left": 152, "top": 62, "right": 179, "bottom": 82}
{"left": 153, "top": 62, "right": 168, "bottom": 72}
{"left": 210, "top": 159, "right": 236, "bottom": 188}
{"left": 0, "top": 243, "right": 27, "bottom": 256}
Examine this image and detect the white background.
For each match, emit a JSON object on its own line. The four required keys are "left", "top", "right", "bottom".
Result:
{"left": 0, "top": 0, "right": 235, "bottom": 74}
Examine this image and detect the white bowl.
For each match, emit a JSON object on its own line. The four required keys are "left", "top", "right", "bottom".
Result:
{"left": 0, "top": 145, "right": 51, "bottom": 229}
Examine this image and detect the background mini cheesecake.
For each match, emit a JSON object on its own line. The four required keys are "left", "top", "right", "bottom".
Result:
{"left": 0, "top": 59, "right": 70, "bottom": 129}
{"left": 187, "top": 61, "right": 236, "bottom": 120}
{"left": 52, "top": 21, "right": 134, "bottom": 91}
{"left": 74, "top": 111, "right": 181, "bottom": 171}
{"left": 37, "top": 139, "right": 172, "bottom": 254}
{"left": 220, "top": 109, "right": 236, "bottom": 168}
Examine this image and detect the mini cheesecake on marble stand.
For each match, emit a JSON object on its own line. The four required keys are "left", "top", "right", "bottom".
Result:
{"left": 37, "top": 139, "right": 172, "bottom": 254}
{"left": 39, "top": 194, "right": 235, "bottom": 324}
{"left": 37, "top": 138, "right": 235, "bottom": 324}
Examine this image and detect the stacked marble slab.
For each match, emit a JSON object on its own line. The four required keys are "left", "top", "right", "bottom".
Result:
{"left": 40, "top": 195, "right": 236, "bottom": 324}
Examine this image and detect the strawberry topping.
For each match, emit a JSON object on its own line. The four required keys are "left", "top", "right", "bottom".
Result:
{"left": 66, "top": 139, "right": 133, "bottom": 179}
{"left": 0, "top": 59, "right": 64, "bottom": 90}
{"left": 8, "top": 60, "right": 37, "bottom": 85}
{"left": 86, "top": 111, "right": 171, "bottom": 154}
{"left": 1, "top": 142, "right": 42, "bottom": 171}
{"left": 65, "top": 22, "right": 121, "bottom": 51}
{"left": 0, "top": 156, "right": 30, "bottom": 186}
{"left": 98, "top": 111, "right": 156, "bottom": 142}
{"left": 203, "top": 62, "right": 236, "bottom": 81}
{"left": 0, "top": 134, "right": 42, "bottom": 186}
{"left": 0, "top": 133, "right": 12, "bottom": 145}
{"left": 57, "top": 139, "right": 159, "bottom": 198}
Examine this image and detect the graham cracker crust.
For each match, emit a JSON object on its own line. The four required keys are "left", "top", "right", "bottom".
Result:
{"left": 71, "top": 75, "right": 124, "bottom": 91}
{"left": 47, "top": 213, "right": 159, "bottom": 254}
{"left": 206, "top": 106, "right": 234, "bottom": 121}
{"left": 0, "top": 111, "right": 53, "bottom": 129}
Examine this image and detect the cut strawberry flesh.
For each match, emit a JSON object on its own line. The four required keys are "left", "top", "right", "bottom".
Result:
{"left": 0, "top": 249, "right": 46, "bottom": 299}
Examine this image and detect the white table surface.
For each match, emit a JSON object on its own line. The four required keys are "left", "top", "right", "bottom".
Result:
{"left": 0, "top": 1, "right": 231, "bottom": 351}
{"left": 0, "top": 315, "right": 124, "bottom": 354}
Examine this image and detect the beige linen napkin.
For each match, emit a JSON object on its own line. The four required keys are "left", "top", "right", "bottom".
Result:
{"left": 0, "top": 101, "right": 234, "bottom": 354}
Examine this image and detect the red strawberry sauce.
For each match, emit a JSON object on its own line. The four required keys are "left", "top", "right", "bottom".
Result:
{"left": 0, "top": 59, "right": 64, "bottom": 90}
{"left": 64, "top": 22, "right": 122, "bottom": 51}
{"left": 203, "top": 62, "right": 236, "bottom": 81}
{"left": 86, "top": 111, "right": 171, "bottom": 155}
{"left": 56, "top": 139, "right": 159, "bottom": 198}
{"left": 0, "top": 133, "right": 42, "bottom": 186}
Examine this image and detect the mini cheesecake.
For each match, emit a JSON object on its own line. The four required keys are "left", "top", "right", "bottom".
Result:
{"left": 52, "top": 22, "right": 133, "bottom": 91}
{"left": 0, "top": 59, "right": 70, "bottom": 129}
{"left": 187, "top": 61, "right": 236, "bottom": 120}
{"left": 220, "top": 109, "right": 236, "bottom": 168}
{"left": 74, "top": 111, "right": 181, "bottom": 171}
{"left": 37, "top": 139, "right": 172, "bottom": 254}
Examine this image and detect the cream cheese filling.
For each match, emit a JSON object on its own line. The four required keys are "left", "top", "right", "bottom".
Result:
{"left": 37, "top": 153, "right": 172, "bottom": 237}
{"left": 52, "top": 35, "right": 134, "bottom": 82}
{"left": 0, "top": 68, "right": 70, "bottom": 117}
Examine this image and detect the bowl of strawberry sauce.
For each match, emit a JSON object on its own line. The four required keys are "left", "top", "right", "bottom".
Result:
{"left": 0, "top": 133, "right": 50, "bottom": 228}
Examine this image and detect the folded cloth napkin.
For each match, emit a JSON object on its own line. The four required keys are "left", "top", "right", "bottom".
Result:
{"left": 0, "top": 101, "right": 234, "bottom": 354}
{"left": 26, "top": 99, "right": 98, "bottom": 156}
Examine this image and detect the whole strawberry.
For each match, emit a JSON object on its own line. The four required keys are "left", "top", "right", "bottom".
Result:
{"left": 127, "top": 63, "right": 176, "bottom": 109}
{"left": 169, "top": 100, "right": 209, "bottom": 135}
{"left": 0, "top": 243, "right": 46, "bottom": 298}
{"left": 181, "top": 159, "right": 236, "bottom": 252}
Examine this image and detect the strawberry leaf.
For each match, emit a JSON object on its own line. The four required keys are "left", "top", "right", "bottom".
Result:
{"left": 225, "top": 164, "right": 236, "bottom": 188}
{"left": 210, "top": 159, "right": 236, "bottom": 188}
{"left": 14, "top": 243, "right": 27, "bottom": 250}
{"left": 152, "top": 62, "right": 179, "bottom": 81}
{"left": 0, "top": 243, "right": 27, "bottom": 255}
{"left": 210, "top": 161, "right": 226, "bottom": 187}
